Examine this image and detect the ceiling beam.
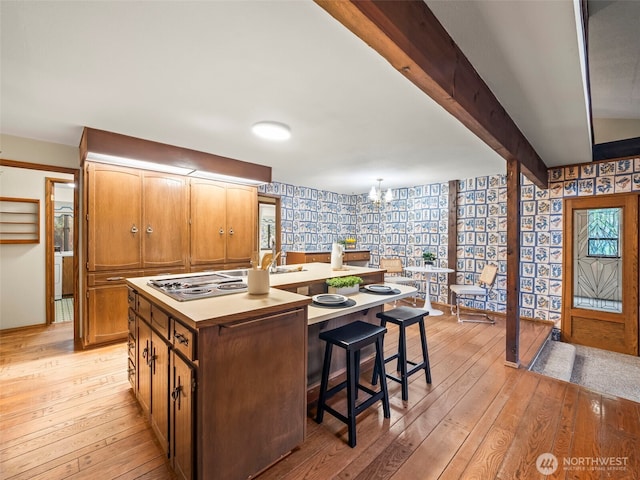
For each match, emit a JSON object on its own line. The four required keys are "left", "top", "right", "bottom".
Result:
{"left": 316, "top": 0, "right": 549, "bottom": 189}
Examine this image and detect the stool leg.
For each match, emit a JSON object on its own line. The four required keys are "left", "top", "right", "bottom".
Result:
{"left": 371, "top": 318, "right": 386, "bottom": 385}
{"left": 398, "top": 324, "right": 409, "bottom": 401}
{"left": 315, "top": 342, "right": 333, "bottom": 424}
{"left": 375, "top": 336, "right": 390, "bottom": 418}
{"left": 346, "top": 348, "right": 357, "bottom": 448}
{"left": 354, "top": 349, "right": 360, "bottom": 400}
{"left": 418, "top": 319, "right": 432, "bottom": 384}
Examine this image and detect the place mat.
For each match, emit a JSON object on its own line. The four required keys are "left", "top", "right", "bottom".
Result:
{"left": 311, "top": 299, "right": 356, "bottom": 309}
{"left": 359, "top": 287, "right": 401, "bottom": 295}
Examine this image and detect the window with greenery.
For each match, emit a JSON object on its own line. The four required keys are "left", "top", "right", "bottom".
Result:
{"left": 587, "top": 208, "right": 620, "bottom": 258}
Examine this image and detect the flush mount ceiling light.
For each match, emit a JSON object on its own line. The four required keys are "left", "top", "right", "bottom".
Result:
{"left": 251, "top": 121, "right": 291, "bottom": 141}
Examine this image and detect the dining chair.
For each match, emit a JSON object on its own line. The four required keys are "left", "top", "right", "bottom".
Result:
{"left": 449, "top": 263, "right": 498, "bottom": 324}
{"left": 379, "top": 258, "right": 417, "bottom": 306}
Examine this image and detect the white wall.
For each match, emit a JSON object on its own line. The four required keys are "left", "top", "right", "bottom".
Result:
{"left": 0, "top": 135, "right": 78, "bottom": 329}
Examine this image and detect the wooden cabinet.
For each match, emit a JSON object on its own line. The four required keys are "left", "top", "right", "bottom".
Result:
{"left": 86, "top": 163, "right": 188, "bottom": 271}
{"left": 286, "top": 251, "right": 331, "bottom": 264}
{"left": 84, "top": 163, "right": 190, "bottom": 347}
{"left": 286, "top": 250, "right": 370, "bottom": 265}
{"left": 128, "top": 282, "right": 307, "bottom": 480}
{"left": 197, "top": 308, "right": 306, "bottom": 480}
{"left": 171, "top": 349, "right": 195, "bottom": 480}
{"left": 189, "top": 179, "right": 257, "bottom": 269}
{"left": 137, "top": 317, "right": 152, "bottom": 415}
{"left": 142, "top": 171, "right": 188, "bottom": 268}
{"left": 62, "top": 256, "right": 73, "bottom": 296}
{"left": 86, "top": 163, "right": 142, "bottom": 271}
{"left": 344, "top": 250, "right": 370, "bottom": 264}
{"left": 133, "top": 300, "right": 173, "bottom": 459}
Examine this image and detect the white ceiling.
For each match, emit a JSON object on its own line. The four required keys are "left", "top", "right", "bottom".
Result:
{"left": 0, "top": 1, "right": 598, "bottom": 194}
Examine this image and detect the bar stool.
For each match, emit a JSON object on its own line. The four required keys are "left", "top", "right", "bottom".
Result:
{"left": 372, "top": 306, "right": 431, "bottom": 401}
{"left": 315, "top": 320, "right": 390, "bottom": 448}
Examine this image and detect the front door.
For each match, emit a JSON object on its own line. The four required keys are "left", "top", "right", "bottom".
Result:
{"left": 562, "top": 194, "right": 638, "bottom": 355}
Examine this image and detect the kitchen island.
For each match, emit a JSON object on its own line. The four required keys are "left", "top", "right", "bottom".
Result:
{"left": 125, "top": 263, "right": 416, "bottom": 480}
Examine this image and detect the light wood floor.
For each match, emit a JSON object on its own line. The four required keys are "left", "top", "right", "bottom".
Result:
{"left": 1, "top": 307, "right": 639, "bottom": 480}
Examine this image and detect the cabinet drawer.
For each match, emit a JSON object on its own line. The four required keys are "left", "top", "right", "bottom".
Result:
{"left": 138, "top": 296, "right": 151, "bottom": 323}
{"left": 172, "top": 319, "right": 196, "bottom": 361}
{"left": 128, "top": 357, "right": 136, "bottom": 389}
{"left": 128, "top": 308, "right": 136, "bottom": 335}
{"left": 127, "top": 333, "right": 136, "bottom": 359}
{"left": 306, "top": 253, "right": 331, "bottom": 263}
{"left": 344, "top": 252, "right": 370, "bottom": 262}
{"left": 127, "top": 288, "right": 138, "bottom": 310}
{"left": 151, "top": 306, "right": 170, "bottom": 339}
{"left": 88, "top": 270, "right": 142, "bottom": 287}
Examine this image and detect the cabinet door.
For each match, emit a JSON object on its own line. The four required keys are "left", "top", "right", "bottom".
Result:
{"left": 151, "top": 331, "right": 170, "bottom": 457}
{"left": 86, "top": 284, "right": 129, "bottom": 345}
{"left": 199, "top": 308, "right": 306, "bottom": 480}
{"left": 225, "top": 185, "right": 257, "bottom": 264}
{"left": 172, "top": 352, "right": 194, "bottom": 480}
{"left": 86, "top": 163, "right": 142, "bottom": 271}
{"left": 142, "top": 172, "right": 187, "bottom": 268}
{"left": 137, "top": 319, "right": 152, "bottom": 415}
{"left": 189, "top": 179, "right": 226, "bottom": 266}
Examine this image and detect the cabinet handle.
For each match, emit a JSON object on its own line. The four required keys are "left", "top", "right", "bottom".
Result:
{"left": 171, "top": 385, "right": 182, "bottom": 401}
{"left": 106, "top": 276, "right": 124, "bottom": 281}
{"left": 218, "top": 228, "right": 224, "bottom": 235}
{"left": 131, "top": 224, "right": 138, "bottom": 234}
{"left": 229, "top": 227, "right": 234, "bottom": 235}
{"left": 128, "top": 341, "right": 135, "bottom": 350}
{"left": 142, "top": 346, "right": 148, "bottom": 361}
{"left": 146, "top": 225, "right": 153, "bottom": 234}
{"left": 174, "top": 331, "right": 189, "bottom": 346}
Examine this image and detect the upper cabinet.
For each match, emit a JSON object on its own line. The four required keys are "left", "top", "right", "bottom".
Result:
{"left": 86, "top": 163, "right": 142, "bottom": 271}
{"left": 86, "top": 163, "right": 188, "bottom": 271}
{"left": 189, "top": 179, "right": 257, "bottom": 269}
{"left": 142, "top": 172, "right": 188, "bottom": 269}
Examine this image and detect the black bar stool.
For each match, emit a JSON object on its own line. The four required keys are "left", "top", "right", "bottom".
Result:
{"left": 372, "top": 306, "right": 431, "bottom": 401}
{"left": 315, "top": 320, "right": 390, "bottom": 448}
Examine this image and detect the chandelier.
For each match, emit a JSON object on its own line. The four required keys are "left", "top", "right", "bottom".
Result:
{"left": 368, "top": 178, "right": 394, "bottom": 208}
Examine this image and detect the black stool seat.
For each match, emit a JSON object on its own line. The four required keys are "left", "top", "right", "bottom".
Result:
{"left": 372, "top": 306, "right": 431, "bottom": 401}
{"left": 316, "top": 320, "right": 390, "bottom": 448}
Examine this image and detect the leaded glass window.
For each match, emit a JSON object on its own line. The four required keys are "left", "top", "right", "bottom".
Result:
{"left": 587, "top": 208, "right": 620, "bottom": 258}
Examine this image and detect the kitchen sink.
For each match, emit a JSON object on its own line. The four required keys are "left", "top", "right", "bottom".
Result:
{"left": 216, "top": 267, "right": 304, "bottom": 277}
{"left": 221, "top": 269, "right": 249, "bottom": 277}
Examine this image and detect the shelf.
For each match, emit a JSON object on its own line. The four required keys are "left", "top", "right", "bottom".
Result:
{"left": 0, "top": 197, "right": 40, "bottom": 244}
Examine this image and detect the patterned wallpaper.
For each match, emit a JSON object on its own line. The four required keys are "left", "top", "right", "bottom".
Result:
{"left": 260, "top": 156, "right": 640, "bottom": 323}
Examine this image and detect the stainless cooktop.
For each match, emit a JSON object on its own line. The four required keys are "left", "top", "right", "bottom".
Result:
{"left": 148, "top": 273, "right": 248, "bottom": 301}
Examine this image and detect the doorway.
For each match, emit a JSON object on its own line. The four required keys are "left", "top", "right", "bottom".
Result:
{"left": 562, "top": 193, "right": 639, "bottom": 355}
{"left": 45, "top": 178, "right": 78, "bottom": 327}
{"left": 258, "top": 195, "right": 281, "bottom": 265}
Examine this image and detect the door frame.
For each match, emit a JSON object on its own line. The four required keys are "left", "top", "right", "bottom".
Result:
{"left": 257, "top": 194, "right": 281, "bottom": 263}
{"left": 561, "top": 192, "right": 639, "bottom": 355}
{"left": 45, "top": 177, "right": 80, "bottom": 337}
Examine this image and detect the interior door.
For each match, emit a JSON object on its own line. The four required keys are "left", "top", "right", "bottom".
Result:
{"left": 562, "top": 194, "right": 638, "bottom": 355}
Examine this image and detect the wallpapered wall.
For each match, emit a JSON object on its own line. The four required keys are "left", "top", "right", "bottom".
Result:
{"left": 259, "top": 156, "right": 640, "bottom": 322}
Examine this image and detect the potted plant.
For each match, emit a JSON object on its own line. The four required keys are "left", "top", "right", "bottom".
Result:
{"left": 326, "top": 275, "right": 363, "bottom": 295}
{"left": 422, "top": 251, "right": 436, "bottom": 265}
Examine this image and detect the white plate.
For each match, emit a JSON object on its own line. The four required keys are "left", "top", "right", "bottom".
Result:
{"left": 365, "top": 284, "right": 393, "bottom": 293}
{"left": 312, "top": 294, "right": 348, "bottom": 305}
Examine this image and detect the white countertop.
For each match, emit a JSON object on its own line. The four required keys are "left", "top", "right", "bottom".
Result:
{"left": 125, "top": 263, "right": 414, "bottom": 329}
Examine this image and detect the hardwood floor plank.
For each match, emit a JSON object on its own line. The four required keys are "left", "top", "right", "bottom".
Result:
{"left": 565, "top": 389, "right": 603, "bottom": 480}
{"left": 457, "top": 369, "right": 541, "bottom": 479}
{"left": 495, "top": 374, "right": 567, "bottom": 479}
{"left": 437, "top": 369, "right": 527, "bottom": 480}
